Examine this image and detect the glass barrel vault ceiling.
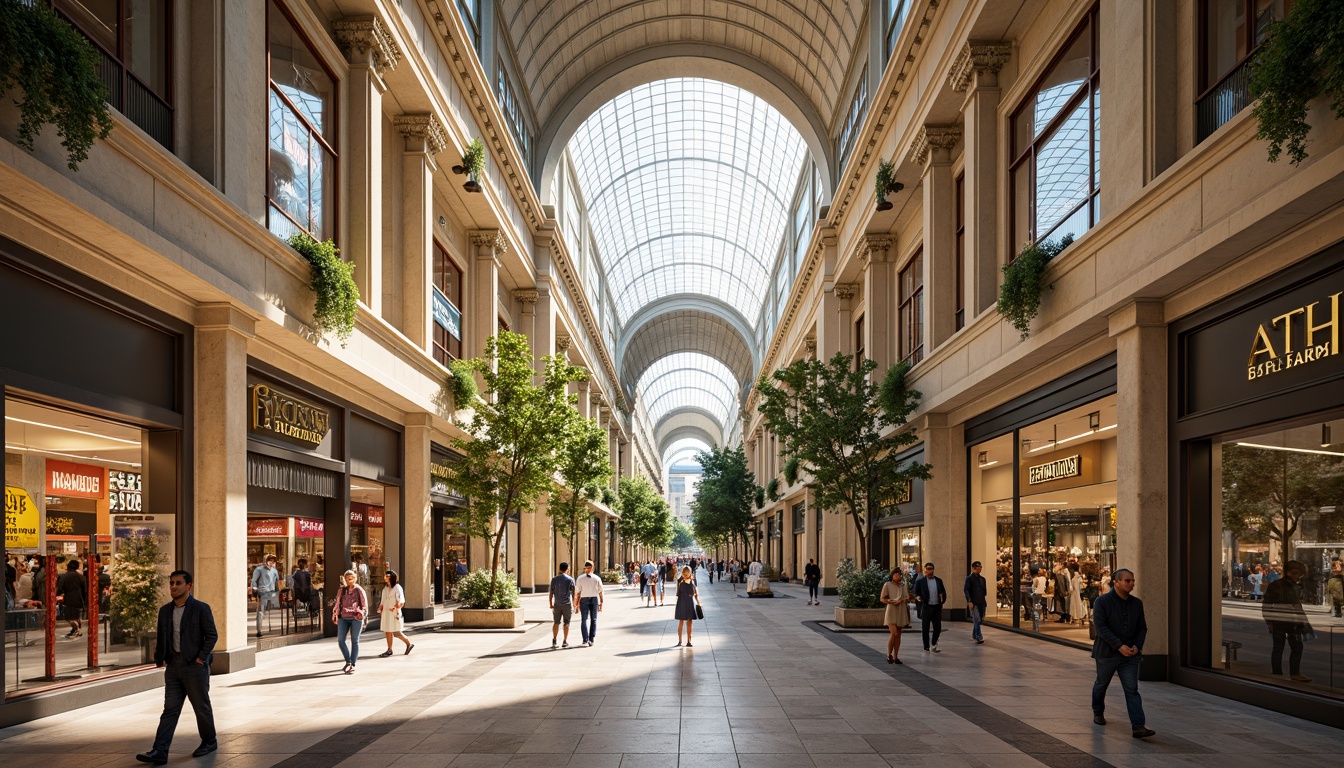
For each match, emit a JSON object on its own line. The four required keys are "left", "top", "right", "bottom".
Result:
{"left": 567, "top": 78, "right": 808, "bottom": 439}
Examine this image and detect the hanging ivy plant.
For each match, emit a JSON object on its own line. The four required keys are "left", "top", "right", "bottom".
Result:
{"left": 287, "top": 233, "right": 359, "bottom": 345}
{"left": 783, "top": 457, "right": 800, "bottom": 486}
{"left": 754, "top": 485, "right": 766, "bottom": 510}
{"left": 766, "top": 477, "right": 781, "bottom": 502}
{"left": 875, "top": 159, "right": 896, "bottom": 198}
{"left": 997, "top": 234, "right": 1074, "bottom": 340}
{"left": 1248, "top": 0, "right": 1344, "bottom": 165}
{"left": 0, "top": 0, "right": 115, "bottom": 170}
{"left": 446, "top": 358, "right": 479, "bottom": 409}
{"left": 462, "top": 137, "right": 486, "bottom": 178}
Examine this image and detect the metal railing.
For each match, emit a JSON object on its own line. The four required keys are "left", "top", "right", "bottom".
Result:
{"left": 1197, "top": 58, "right": 1252, "bottom": 143}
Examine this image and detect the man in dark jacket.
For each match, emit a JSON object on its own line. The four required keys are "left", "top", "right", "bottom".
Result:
{"left": 963, "top": 561, "right": 988, "bottom": 644}
{"left": 912, "top": 562, "right": 948, "bottom": 653}
{"left": 804, "top": 558, "right": 822, "bottom": 606}
{"left": 1090, "top": 568, "right": 1153, "bottom": 739}
{"left": 137, "top": 570, "right": 219, "bottom": 765}
{"left": 1053, "top": 564, "right": 1073, "bottom": 622}
{"left": 291, "top": 558, "right": 314, "bottom": 613}
{"left": 1262, "top": 560, "right": 1312, "bottom": 682}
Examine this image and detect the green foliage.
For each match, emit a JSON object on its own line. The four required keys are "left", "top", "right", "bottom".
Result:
{"left": 1247, "top": 0, "right": 1344, "bottom": 165}
{"left": 442, "top": 331, "right": 586, "bottom": 597}
{"left": 754, "top": 486, "right": 765, "bottom": 509}
{"left": 997, "top": 234, "right": 1073, "bottom": 340}
{"left": 462, "top": 137, "right": 486, "bottom": 177}
{"left": 109, "top": 533, "right": 166, "bottom": 637}
{"left": 671, "top": 518, "right": 696, "bottom": 551}
{"left": 0, "top": 0, "right": 115, "bottom": 170}
{"left": 689, "top": 446, "right": 757, "bottom": 554}
{"left": 835, "top": 557, "right": 888, "bottom": 609}
{"left": 756, "top": 353, "right": 932, "bottom": 565}
{"left": 601, "top": 486, "right": 617, "bottom": 506}
{"left": 446, "top": 359, "right": 479, "bottom": 410}
{"left": 1221, "top": 443, "right": 1344, "bottom": 558}
{"left": 783, "top": 457, "right": 800, "bottom": 487}
{"left": 288, "top": 233, "right": 359, "bottom": 345}
{"left": 875, "top": 158, "right": 897, "bottom": 199}
{"left": 766, "top": 477, "right": 781, "bottom": 501}
{"left": 616, "top": 475, "right": 673, "bottom": 551}
{"left": 600, "top": 569, "right": 623, "bottom": 584}
{"left": 456, "top": 568, "right": 520, "bottom": 609}
{"left": 552, "top": 414, "right": 614, "bottom": 562}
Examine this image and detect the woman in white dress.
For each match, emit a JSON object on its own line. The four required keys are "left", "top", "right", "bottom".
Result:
{"left": 1067, "top": 564, "right": 1085, "bottom": 624}
{"left": 377, "top": 570, "right": 414, "bottom": 657}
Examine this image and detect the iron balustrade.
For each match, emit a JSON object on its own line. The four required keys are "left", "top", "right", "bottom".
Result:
{"left": 1197, "top": 57, "right": 1252, "bottom": 143}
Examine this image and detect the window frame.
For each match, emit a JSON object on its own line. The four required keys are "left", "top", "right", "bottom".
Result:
{"left": 432, "top": 240, "right": 464, "bottom": 365}
{"left": 854, "top": 313, "right": 865, "bottom": 366}
{"left": 955, "top": 171, "right": 966, "bottom": 331}
{"left": 885, "top": 0, "right": 911, "bottom": 61}
{"left": 898, "top": 249, "right": 924, "bottom": 366}
{"left": 836, "top": 69, "right": 869, "bottom": 168}
{"left": 1198, "top": 0, "right": 1290, "bottom": 97}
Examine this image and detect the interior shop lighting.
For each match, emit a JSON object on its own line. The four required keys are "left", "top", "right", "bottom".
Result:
{"left": 5, "top": 415, "right": 140, "bottom": 445}
{"left": 1029, "top": 423, "right": 1117, "bottom": 453}
{"left": 1235, "top": 442, "right": 1344, "bottom": 457}
{"left": 977, "top": 451, "right": 998, "bottom": 468}
{"left": 4, "top": 444, "right": 141, "bottom": 467}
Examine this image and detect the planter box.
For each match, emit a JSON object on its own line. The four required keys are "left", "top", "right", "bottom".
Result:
{"left": 834, "top": 607, "right": 886, "bottom": 628}
{"left": 452, "top": 607, "right": 524, "bottom": 629}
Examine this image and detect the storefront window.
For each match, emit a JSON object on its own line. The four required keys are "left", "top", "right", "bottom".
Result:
{"left": 1209, "top": 416, "right": 1344, "bottom": 699}
{"left": 350, "top": 481, "right": 389, "bottom": 613}
{"left": 970, "top": 394, "right": 1117, "bottom": 644}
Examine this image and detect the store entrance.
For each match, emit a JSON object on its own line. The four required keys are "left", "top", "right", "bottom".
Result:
{"left": 432, "top": 507, "right": 468, "bottom": 604}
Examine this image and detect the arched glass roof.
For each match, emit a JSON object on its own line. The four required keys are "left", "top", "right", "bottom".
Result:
{"left": 636, "top": 353, "right": 739, "bottom": 430}
{"left": 663, "top": 438, "right": 710, "bottom": 467}
{"left": 568, "top": 78, "right": 808, "bottom": 325}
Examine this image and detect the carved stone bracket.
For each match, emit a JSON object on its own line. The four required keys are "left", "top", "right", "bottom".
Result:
{"left": 394, "top": 114, "right": 448, "bottom": 155}
{"left": 804, "top": 338, "right": 818, "bottom": 356}
{"left": 556, "top": 334, "right": 573, "bottom": 351}
{"left": 333, "top": 17, "right": 401, "bottom": 74}
{"left": 908, "top": 125, "right": 963, "bottom": 167}
{"left": 469, "top": 230, "right": 508, "bottom": 256}
{"left": 834, "top": 283, "right": 858, "bottom": 301}
{"left": 513, "top": 290, "right": 539, "bottom": 305}
{"left": 948, "top": 42, "right": 1012, "bottom": 92}
{"left": 856, "top": 235, "right": 895, "bottom": 264}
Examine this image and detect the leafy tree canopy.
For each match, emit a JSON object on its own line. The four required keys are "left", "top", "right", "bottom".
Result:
{"left": 1222, "top": 443, "right": 1344, "bottom": 558}
{"left": 552, "top": 413, "right": 614, "bottom": 562}
{"left": 617, "top": 475, "right": 672, "bottom": 551}
{"left": 671, "top": 518, "right": 695, "bottom": 551}
{"left": 690, "top": 445, "right": 756, "bottom": 555}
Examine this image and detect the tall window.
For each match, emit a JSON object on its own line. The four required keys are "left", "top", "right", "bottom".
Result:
{"left": 955, "top": 172, "right": 966, "bottom": 331}
{"left": 1198, "top": 1, "right": 1292, "bottom": 141}
{"left": 1009, "top": 7, "right": 1100, "bottom": 254}
{"left": 267, "top": 0, "right": 337, "bottom": 241}
{"left": 432, "top": 242, "right": 463, "bottom": 365}
{"left": 458, "top": 0, "right": 481, "bottom": 51}
{"left": 54, "top": 0, "right": 172, "bottom": 149}
{"left": 836, "top": 69, "right": 868, "bottom": 168}
{"left": 886, "top": 0, "right": 912, "bottom": 61}
{"left": 854, "top": 315, "right": 865, "bottom": 365}
{"left": 496, "top": 63, "right": 533, "bottom": 165}
{"left": 899, "top": 250, "right": 924, "bottom": 365}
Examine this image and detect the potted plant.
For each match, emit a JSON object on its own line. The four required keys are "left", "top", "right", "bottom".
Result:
{"left": 874, "top": 159, "right": 902, "bottom": 212}
{"left": 834, "top": 557, "right": 888, "bottom": 627}
{"left": 453, "top": 137, "right": 487, "bottom": 193}
{"left": 997, "top": 234, "right": 1073, "bottom": 340}
{"left": 452, "top": 568, "right": 522, "bottom": 628}
{"left": 109, "top": 532, "right": 166, "bottom": 662}
{"left": 287, "top": 233, "right": 359, "bottom": 345}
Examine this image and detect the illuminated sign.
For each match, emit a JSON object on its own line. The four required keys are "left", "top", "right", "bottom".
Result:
{"left": 250, "top": 384, "right": 331, "bottom": 448}
{"left": 297, "top": 518, "right": 324, "bottom": 536}
{"left": 1028, "top": 455, "right": 1081, "bottom": 485}
{"left": 5, "top": 485, "right": 40, "bottom": 548}
{"left": 1247, "top": 291, "right": 1339, "bottom": 380}
{"left": 247, "top": 518, "right": 288, "bottom": 537}
{"left": 46, "top": 460, "right": 104, "bottom": 498}
{"left": 108, "top": 470, "right": 142, "bottom": 512}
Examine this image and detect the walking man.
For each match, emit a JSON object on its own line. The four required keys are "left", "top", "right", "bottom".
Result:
{"left": 912, "top": 562, "right": 946, "bottom": 653}
{"left": 249, "top": 554, "right": 279, "bottom": 638}
{"left": 575, "top": 560, "right": 604, "bottom": 646}
{"left": 964, "top": 561, "right": 988, "bottom": 644}
{"left": 136, "top": 570, "right": 218, "bottom": 764}
{"left": 804, "top": 558, "right": 822, "bottom": 606}
{"left": 1090, "top": 568, "right": 1154, "bottom": 738}
{"left": 549, "top": 562, "right": 577, "bottom": 648}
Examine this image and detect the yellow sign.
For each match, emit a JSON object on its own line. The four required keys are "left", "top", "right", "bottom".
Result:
{"left": 4, "top": 485, "right": 40, "bottom": 549}
{"left": 1247, "top": 291, "right": 1340, "bottom": 380}
{"left": 250, "top": 384, "right": 331, "bottom": 447}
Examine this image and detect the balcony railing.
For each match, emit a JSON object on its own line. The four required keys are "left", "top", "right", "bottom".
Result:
{"left": 1197, "top": 58, "right": 1252, "bottom": 143}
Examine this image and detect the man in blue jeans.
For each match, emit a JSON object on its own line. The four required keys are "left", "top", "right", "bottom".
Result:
{"left": 963, "top": 561, "right": 987, "bottom": 644}
{"left": 574, "top": 560, "right": 604, "bottom": 646}
{"left": 1090, "top": 568, "right": 1155, "bottom": 738}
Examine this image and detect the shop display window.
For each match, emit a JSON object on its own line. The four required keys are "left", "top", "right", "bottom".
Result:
{"left": 1207, "top": 415, "right": 1344, "bottom": 699}
{"left": 351, "top": 480, "right": 392, "bottom": 614}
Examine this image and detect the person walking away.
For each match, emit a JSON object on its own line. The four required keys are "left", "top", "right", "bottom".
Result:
{"left": 642, "top": 560, "right": 658, "bottom": 606}
{"left": 707, "top": 559, "right": 714, "bottom": 584}
{"left": 804, "top": 558, "right": 822, "bottom": 606}
{"left": 717, "top": 560, "right": 724, "bottom": 583}
{"left": 1326, "top": 559, "right": 1343, "bottom": 618}
{"left": 136, "top": 570, "right": 218, "bottom": 764}
{"left": 1053, "top": 564, "right": 1073, "bottom": 623}
{"left": 249, "top": 554, "right": 280, "bottom": 638}
{"left": 1090, "top": 568, "right": 1154, "bottom": 738}
{"left": 549, "top": 562, "right": 577, "bottom": 648}
{"left": 912, "top": 562, "right": 946, "bottom": 652}
{"left": 674, "top": 566, "right": 702, "bottom": 646}
{"left": 291, "top": 558, "right": 314, "bottom": 615}
{"left": 575, "top": 560, "right": 604, "bottom": 646}
{"left": 377, "top": 570, "right": 413, "bottom": 657}
{"left": 1068, "top": 563, "right": 1085, "bottom": 625}
{"left": 964, "top": 561, "right": 988, "bottom": 644}
{"left": 56, "top": 559, "right": 86, "bottom": 638}
{"left": 1262, "top": 560, "right": 1314, "bottom": 683}
{"left": 332, "top": 569, "right": 368, "bottom": 673}
{"left": 881, "top": 567, "right": 911, "bottom": 663}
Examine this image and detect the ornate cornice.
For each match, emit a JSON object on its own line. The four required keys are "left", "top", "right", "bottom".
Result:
{"left": 332, "top": 17, "right": 401, "bottom": 74}
{"left": 513, "top": 289, "right": 539, "bottom": 305}
{"left": 834, "top": 283, "right": 858, "bottom": 301}
{"left": 948, "top": 42, "right": 1012, "bottom": 92}
{"left": 908, "top": 125, "right": 962, "bottom": 167}
{"left": 468, "top": 229, "right": 507, "bottom": 255}
{"left": 394, "top": 114, "right": 448, "bottom": 155}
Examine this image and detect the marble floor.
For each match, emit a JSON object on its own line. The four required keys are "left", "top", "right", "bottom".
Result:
{"left": 0, "top": 575, "right": 1339, "bottom": 768}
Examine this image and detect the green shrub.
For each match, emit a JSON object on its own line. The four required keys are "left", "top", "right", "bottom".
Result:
{"left": 462, "top": 137, "right": 486, "bottom": 177}
{"left": 783, "top": 457, "right": 799, "bottom": 486}
{"left": 836, "top": 557, "right": 887, "bottom": 609}
{"left": 766, "top": 478, "right": 780, "bottom": 501}
{"left": 446, "top": 358, "right": 479, "bottom": 409}
{"left": 875, "top": 158, "right": 896, "bottom": 199}
{"left": 456, "top": 568, "right": 520, "bottom": 609}
{"left": 600, "top": 569, "right": 622, "bottom": 584}
{"left": 109, "top": 533, "right": 166, "bottom": 637}
{"left": 288, "top": 233, "right": 359, "bottom": 345}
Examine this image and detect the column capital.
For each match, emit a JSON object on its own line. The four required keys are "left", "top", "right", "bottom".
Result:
{"left": 908, "top": 125, "right": 962, "bottom": 167}
{"left": 590, "top": 392, "right": 606, "bottom": 407}
{"left": 513, "top": 289, "right": 540, "bottom": 305}
{"left": 833, "top": 283, "right": 858, "bottom": 301}
{"left": 404, "top": 412, "right": 434, "bottom": 429}
{"left": 855, "top": 235, "right": 895, "bottom": 264}
{"left": 196, "top": 303, "right": 257, "bottom": 337}
{"left": 556, "top": 334, "right": 573, "bottom": 351}
{"left": 469, "top": 230, "right": 508, "bottom": 256}
{"left": 394, "top": 113, "right": 448, "bottom": 155}
{"left": 948, "top": 41, "right": 1012, "bottom": 92}
{"left": 1108, "top": 300, "right": 1166, "bottom": 336}
{"left": 333, "top": 16, "right": 401, "bottom": 73}
{"left": 804, "top": 337, "right": 818, "bottom": 356}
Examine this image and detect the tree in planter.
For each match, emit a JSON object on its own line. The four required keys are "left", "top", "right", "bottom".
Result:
{"left": 109, "top": 532, "right": 166, "bottom": 645}
{"left": 689, "top": 445, "right": 756, "bottom": 559}
{"left": 1248, "top": 0, "right": 1344, "bottom": 165}
{"left": 456, "top": 568, "right": 520, "bottom": 610}
{"left": 552, "top": 413, "right": 614, "bottom": 564}
{"left": 287, "top": 233, "right": 360, "bottom": 345}
{"left": 997, "top": 234, "right": 1074, "bottom": 340}
{"left": 1221, "top": 442, "right": 1344, "bottom": 560}
{"left": 756, "top": 355, "right": 932, "bottom": 565}
{"left": 874, "top": 158, "right": 902, "bottom": 212}
{"left": 442, "top": 331, "right": 586, "bottom": 603}
{"left": 835, "top": 557, "right": 887, "bottom": 609}
{"left": 456, "top": 137, "right": 487, "bottom": 192}
{"left": 616, "top": 475, "right": 673, "bottom": 553}
{"left": 0, "top": 0, "right": 115, "bottom": 170}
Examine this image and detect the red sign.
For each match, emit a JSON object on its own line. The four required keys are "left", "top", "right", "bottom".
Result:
{"left": 247, "top": 518, "right": 288, "bottom": 537}
{"left": 45, "top": 460, "right": 104, "bottom": 499}
{"left": 296, "top": 518, "right": 324, "bottom": 537}
{"left": 350, "top": 508, "right": 364, "bottom": 524}
{"left": 368, "top": 509, "right": 384, "bottom": 527}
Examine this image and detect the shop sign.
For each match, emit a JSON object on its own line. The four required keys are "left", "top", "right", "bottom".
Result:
{"left": 1246, "top": 292, "right": 1339, "bottom": 380}
{"left": 250, "top": 384, "right": 331, "bottom": 448}
{"left": 432, "top": 287, "right": 462, "bottom": 340}
{"left": 47, "top": 511, "right": 96, "bottom": 536}
{"left": 368, "top": 508, "right": 384, "bottom": 527}
{"left": 1028, "top": 455, "right": 1081, "bottom": 485}
{"left": 4, "top": 485, "right": 40, "bottom": 548}
{"left": 45, "top": 459, "right": 104, "bottom": 498}
{"left": 248, "top": 518, "right": 288, "bottom": 536}
{"left": 350, "top": 507, "right": 364, "bottom": 524}
{"left": 108, "top": 470, "right": 142, "bottom": 512}
{"left": 296, "top": 518, "right": 324, "bottom": 537}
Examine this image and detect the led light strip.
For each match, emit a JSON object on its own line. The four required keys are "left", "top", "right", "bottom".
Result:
{"left": 1028, "top": 423, "right": 1117, "bottom": 453}
{"left": 1234, "top": 442, "right": 1344, "bottom": 457}
{"left": 5, "top": 415, "right": 140, "bottom": 445}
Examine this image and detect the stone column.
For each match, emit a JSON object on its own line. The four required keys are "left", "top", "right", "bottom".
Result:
{"left": 403, "top": 413, "right": 434, "bottom": 619}
{"left": 857, "top": 236, "right": 896, "bottom": 372}
{"left": 834, "top": 284, "right": 858, "bottom": 357}
{"left": 1109, "top": 301, "right": 1169, "bottom": 678}
{"left": 948, "top": 42, "right": 1010, "bottom": 316}
{"left": 576, "top": 379, "right": 591, "bottom": 420}
{"left": 469, "top": 231, "right": 506, "bottom": 358}
{"left": 911, "top": 125, "right": 962, "bottom": 350}
{"left": 1100, "top": 0, "right": 1146, "bottom": 217}
{"left": 919, "top": 414, "right": 968, "bottom": 618}
{"left": 814, "top": 232, "right": 842, "bottom": 360}
{"left": 395, "top": 114, "right": 447, "bottom": 350}
{"left": 334, "top": 17, "right": 400, "bottom": 316}
{"left": 194, "top": 304, "right": 255, "bottom": 672}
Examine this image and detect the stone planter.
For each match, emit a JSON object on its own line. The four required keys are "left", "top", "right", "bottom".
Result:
{"left": 452, "top": 607, "right": 524, "bottom": 629}
{"left": 834, "top": 607, "right": 886, "bottom": 628}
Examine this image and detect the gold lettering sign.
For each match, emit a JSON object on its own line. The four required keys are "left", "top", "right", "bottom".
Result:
{"left": 1028, "top": 455, "right": 1081, "bottom": 485}
{"left": 250, "top": 384, "right": 331, "bottom": 448}
{"left": 1247, "top": 291, "right": 1340, "bottom": 380}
